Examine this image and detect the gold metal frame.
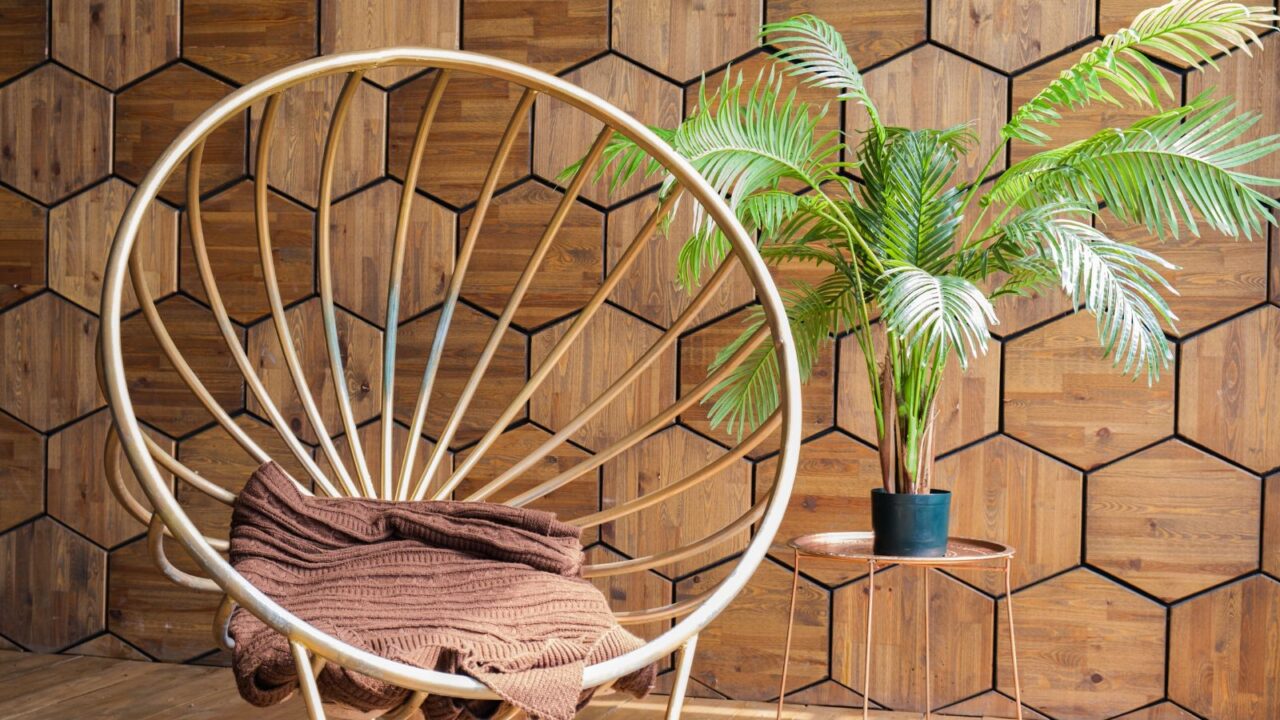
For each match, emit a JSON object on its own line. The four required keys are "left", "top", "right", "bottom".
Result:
{"left": 98, "top": 49, "right": 803, "bottom": 719}
{"left": 776, "top": 533, "right": 1024, "bottom": 720}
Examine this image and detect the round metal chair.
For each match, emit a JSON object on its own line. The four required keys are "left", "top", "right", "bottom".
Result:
{"left": 99, "top": 48, "right": 801, "bottom": 720}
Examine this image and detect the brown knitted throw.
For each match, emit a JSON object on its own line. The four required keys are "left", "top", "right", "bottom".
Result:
{"left": 228, "top": 462, "right": 655, "bottom": 720}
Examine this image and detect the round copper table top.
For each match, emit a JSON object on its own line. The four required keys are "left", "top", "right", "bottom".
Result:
{"left": 787, "top": 531, "right": 1014, "bottom": 564}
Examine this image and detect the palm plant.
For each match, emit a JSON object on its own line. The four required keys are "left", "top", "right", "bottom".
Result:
{"left": 570, "top": 0, "right": 1280, "bottom": 495}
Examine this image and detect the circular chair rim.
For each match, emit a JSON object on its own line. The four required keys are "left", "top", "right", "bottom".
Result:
{"left": 99, "top": 47, "right": 803, "bottom": 700}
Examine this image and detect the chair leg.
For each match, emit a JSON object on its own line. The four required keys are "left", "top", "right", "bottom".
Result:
{"left": 290, "top": 641, "right": 328, "bottom": 720}
{"left": 664, "top": 634, "right": 699, "bottom": 720}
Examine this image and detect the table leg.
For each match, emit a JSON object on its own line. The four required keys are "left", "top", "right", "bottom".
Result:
{"left": 862, "top": 560, "right": 876, "bottom": 720}
{"left": 924, "top": 567, "right": 932, "bottom": 719}
{"left": 776, "top": 550, "right": 801, "bottom": 720}
{"left": 1005, "top": 557, "right": 1024, "bottom": 720}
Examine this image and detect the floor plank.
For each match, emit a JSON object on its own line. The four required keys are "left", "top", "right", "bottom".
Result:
{"left": 0, "top": 652, "right": 1014, "bottom": 719}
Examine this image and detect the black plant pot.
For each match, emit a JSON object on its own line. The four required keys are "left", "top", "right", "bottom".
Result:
{"left": 870, "top": 488, "right": 951, "bottom": 557}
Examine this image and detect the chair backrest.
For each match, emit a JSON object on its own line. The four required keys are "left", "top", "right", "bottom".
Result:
{"left": 99, "top": 48, "right": 801, "bottom": 697}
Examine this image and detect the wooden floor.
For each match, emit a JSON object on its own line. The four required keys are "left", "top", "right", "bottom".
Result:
{"left": 0, "top": 651, "right": 1004, "bottom": 719}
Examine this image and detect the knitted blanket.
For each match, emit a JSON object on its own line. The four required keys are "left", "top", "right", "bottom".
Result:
{"left": 227, "top": 462, "right": 655, "bottom": 720}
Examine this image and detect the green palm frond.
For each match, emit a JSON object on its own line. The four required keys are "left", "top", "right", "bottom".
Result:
{"left": 877, "top": 267, "right": 997, "bottom": 367}
{"left": 990, "top": 96, "right": 1280, "bottom": 239}
{"left": 854, "top": 128, "right": 970, "bottom": 273}
{"left": 704, "top": 272, "right": 858, "bottom": 435}
{"left": 1004, "top": 0, "right": 1278, "bottom": 144}
{"left": 1001, "top": 208, "right": 1178, "bottom": 379}
{"left": 760, "top": 14, "right": 882, "bottom": 133}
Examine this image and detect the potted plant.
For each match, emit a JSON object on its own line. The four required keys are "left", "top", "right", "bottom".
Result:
{"left": 573, "top": 0, "right": 1280, "bottom": 556}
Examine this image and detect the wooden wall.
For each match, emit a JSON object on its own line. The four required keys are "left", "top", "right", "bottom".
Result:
{"left": 1, "top": 1, "right": 1279, "bottom": 718}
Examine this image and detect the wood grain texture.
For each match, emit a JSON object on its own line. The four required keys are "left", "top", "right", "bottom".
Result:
{"left": 0, "top": 65, "right": 111, "bottom": 204}
{"left": 48, "top": 410, "right": 174, "bottom": 548}
{"left": 997, "top": 569, "right": 1166, "bottom": 720}
{"left": 114, "top": 64, "right": 244, "bottom": 205}
{"left": 838, "top": 325, "right": 1000, "bottom": 455}
{"left": 320, "top": 0, "right": 459, "bottom": 87}
{"left": 0, "top": 0, "right": 46, "bottom": 82}
{"left": 394, "top": 303, "right": 528, "bottom": 447}
{"left": 756, "top": 433, "right": 882, "bottom": 586}
{"left": 49, "top": 178, "right": 178, "bottom": 314}
{"left": 1004, "top": 311, "right": 1175, "bottom": 469}
{"left": 318, "top": 419, "right": 451, "bottom": 499}
{"left": 107, "top": 536, "right": 221, "bottom": 661}
{"left": 766, "top": 0, "right": 926, "bottom": 68}
{"left": 531, "top": 304, "right": 675, "bottom": 452}
{"left": 245, "top": 298, "right": 382, "bottom": 445}
{"left": 460, "top": 180, "right": 604, "bottom": 329}
{"left": 677, "top": 560, "right": 829, "bottom": 700}
{"left": 463, "top": 0, "right": 608, "bottom": 74}
{"left": 1010, "top": 42, "right": 1182, "bottom": 164}
{"left": 939, "top": 691, "right": 1050, "bottom": 719}
{"left": 179, "top": 181, "right": 315, "bottom": 324}
{"left": 1266, "top": 473, "right": 1280, "bottom": 578}
{"left": 833, "top": 566, "right": 993, "bottom": 712}
{"left": 1169, "top": 575, "right": 1280, "bottom": 720}
{"left": 0, "top": 412, "right": 43, "bottom": 533}
{"left": 533, "top": 54, "right": 682, "bottom": 205}
{"left": 931, "top": 0, "right": 1094, "bottom": 72}
{"left": 1179, "top": 305, "right": 1280, "bottom": 473}
{"left": 183, "top": 0, "right": 318, "bottom": 84}
{"left": 389, "top": 71, "right": 531, "bottom": 208}
{"left": 935, "top": 435, "right": 1083, "bottom": 593}
{"left": 0, "top": 293, "right": 103, "bottom": 431}
{"left": 585, "top": 546, "right": 671, "bottom": 649}
{"left": 177, "top": 415, "right": 314, "bottom": 540}
{"left": 249, "top": 74, "right": 386, "bottom": 207}
{"left": 0, "top": 517, "right": 106, "bottom": 653}
{"left": 1112, "top": 702, "right": 1199, "bottom": 720}
{"left": 0, "top": 187, "right": 46, "bottom": 310}
{"left": 65, "top": 634, "right": 150, "bottom": 662}
{"left": 680, "top": 307, "right": 833, "bottom": 459}
{"left": 602, "top": 426, "right": 751, "bottom": 577}
{"left": 1096, "top": 209, "right": 1268, "bottom": 336}
{"left": 606, "top": 191, "right": 754, "bottom": 328}
{"left": 1087, "top": 439, "right": 1261, "bottom": 601}
{"left": 612, "top": 0, "right": 760, "bottom": 82}
{"left": 51, "top": 0, "right": 179, "bottom": 88}
{"left": 455, "top": 424, "right": 600, "bottom": 542}
{"left": 120, "top": 295, "right": 245, "bottom": 436}
{"left": 783, "top": 680, "right": 872, "bottom": 710}
{"left": 850, "top": 45, "right": 1006, "bottom": 182}
{"left": 1187, "top": 32, "right": 1280, "bottom": 181}
{"left": 330, "top": 180, "right": 455, "bottom": 325}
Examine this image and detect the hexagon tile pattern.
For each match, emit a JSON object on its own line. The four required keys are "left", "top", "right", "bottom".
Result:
{"left": 932, "top": 0, "right": 1095, "bottom": 72}
{"left": 1180, "top": 305, "right": 1280, "bottom": 473}
{"left": 0, "top": 64, "right": 111, "bottom": 204}
{"left": 1, "top": 1, "right": 1280, "bottom": 712}
{"left": 1005, "top": 311, "right": 1175, "bottom": 469}
{"left": 0, "top": 517, "right": 107, "bottom": 653}
{"left": 1170, "top": 575, "right": 1280, "bottom": 719}
{"left": 998, "top": 568, "right": 1166, "bottom": 719}
{"left": 1087, "top": 439, "right": 1261, "bottom": 601}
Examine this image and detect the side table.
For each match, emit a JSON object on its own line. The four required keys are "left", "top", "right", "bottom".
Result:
{"left": 776, "top": 532, "right": 1023, "bottom": 720}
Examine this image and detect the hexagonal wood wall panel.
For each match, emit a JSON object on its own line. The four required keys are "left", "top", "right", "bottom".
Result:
{"left": 1, "top": 3, "right": 1278, "bottom": 714}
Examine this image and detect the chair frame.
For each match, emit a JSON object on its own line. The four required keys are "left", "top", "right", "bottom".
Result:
{"left": 99, "top": 48, "right": 802, "bottom": 720}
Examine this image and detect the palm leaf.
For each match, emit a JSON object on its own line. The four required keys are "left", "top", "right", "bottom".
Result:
{"left": 990, "top": 96, "right": 1280, "bottom": 239}
{"left": 704, "top": 272, "right": 858, "bottom": 435}
{"left": 853, "top": 128, "right": 970, "bottom": 274}
{"left": 877, "top": 267, "right": 996, "bottom": 367}
{"left": 760, "top": 14, "right": 883, "bottom": 133}
{"left": 1004, "top": 0, "right": 1278, "bottom": 144}
{"left": 1000, "top": 208, "right": 1178, "bottom": 379}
